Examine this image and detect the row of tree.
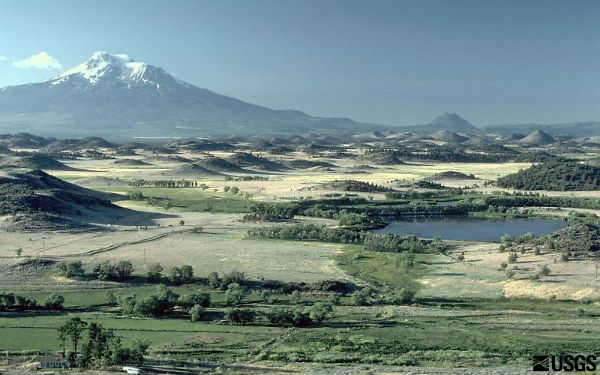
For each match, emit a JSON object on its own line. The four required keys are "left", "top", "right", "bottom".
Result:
{"left": 0, "top": 292, "right": 64, "bottom": 311}
{"left": 247, "top": 223, "right": 446, "bottom": 253}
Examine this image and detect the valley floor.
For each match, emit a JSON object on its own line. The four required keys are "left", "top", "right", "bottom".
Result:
{"left": 1, "top": 152, "right": 599, "bottom": 374}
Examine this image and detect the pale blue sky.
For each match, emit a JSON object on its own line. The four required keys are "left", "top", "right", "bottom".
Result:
{"left": 0, "top": 0, "right": 598, "bottom": 126}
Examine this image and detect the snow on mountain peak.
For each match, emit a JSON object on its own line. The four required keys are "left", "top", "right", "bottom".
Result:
{"left": 51, "top": 51, "right": 153, "bottom": 86}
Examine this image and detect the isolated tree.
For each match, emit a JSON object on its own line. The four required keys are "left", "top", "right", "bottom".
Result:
{"left": 58, "top": 317, "right": 87, "bottom": 355}
{"left": 208, "top": 271, "right": 220, "bottom": 289}
{"left": 290, "top": 290, "right": 301, "bottom": 304}
{"left": 225, "top": 283, "right": 247, "bottom": 306}
{"left": 189, "top": 304, "right": 204, "bottom": 321}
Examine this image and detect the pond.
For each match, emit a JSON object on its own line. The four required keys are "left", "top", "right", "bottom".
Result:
{"left": 374, "top": 216, "right": 568, "bottom": 242}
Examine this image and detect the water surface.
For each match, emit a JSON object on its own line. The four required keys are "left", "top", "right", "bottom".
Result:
{"left": 374, "top": 216, "right": 567, "bottom": 242}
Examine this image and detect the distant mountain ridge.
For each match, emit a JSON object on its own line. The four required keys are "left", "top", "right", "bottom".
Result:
{"left": 485, "top": 121, "right": 600, "bottom": 136}
{"left": 0, "top": 51, "right": 382, "bottom": 139}
{"left": 0, "top": 51, "right": 598, "bottom": 138}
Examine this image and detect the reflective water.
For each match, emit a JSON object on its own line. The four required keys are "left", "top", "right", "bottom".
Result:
{"left": 374, "top": 216, "right": 567, "bottom": 241}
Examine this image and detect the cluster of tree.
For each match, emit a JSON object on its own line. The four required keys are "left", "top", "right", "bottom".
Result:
{"left": 266, "top": 302, "right": 334, "bottom": 327}
{"left": 59, "top": 261, "right": 198, "bottom": 286}
{"left": 57, "top": 317, "right": 148, "bottom": 368}
{"left": 224, "top": 175, "right": 269, "bottom": 181}
{"left": 364, "top": 233, "right": 447, "bottom": 252}
{"left": 481, "top": 192, "right": 600, "bottom": 210}
{"left": 337, "top": 212, "right": 374, "bottom": 227}
{"left": 58, "top": 261, "right": 85, "bottom": 277}
{"left": 248, "top": 223, "right": 445, "bottom": 253}
{"left": 0, "top": 292, "right": 64, "bottom": 312}
{"left": 384, "top": 188, "right": 464, "bottom": 200}
{"left": 224, "top": 307, "right": 256, "bottom": 324}
{"left": 364, "top": 144, "right": 557, "bottom": 163}
{"left": 116, "top": 285, "right": 209, "bottom": 317}
{"left": 93, "top": 261, "right": 134, "bottom": 281}
{"left": 207, "top": 270, "right": 247, "bottom": 290}
{"left": 243, "top": 202, "right": 300, "bottom": 221}
{"left": 496, "top": 161, "right": 600, "bottom": 191}
{"left": 413, "top": 180, "right": 446, "bottom": 190}
{"left": 350, "top": 286, "right": 415, "bottom": 306}
{"left": 223, "top": 302, "right": 335, "bottom": 327}
{"left": 0, "top": 293, "right": 38, "bottom": 311}
{"left": 129, "top": 179, "right": 207, "bottom": 188}
{"left": 167, "top": 265, "right": 194, "bottom": 285}
{"left": 322, "top": 179, "right": 393, "bottom": 193}
{"left": 223, "top": 185, "right": 240, "bottom": 194}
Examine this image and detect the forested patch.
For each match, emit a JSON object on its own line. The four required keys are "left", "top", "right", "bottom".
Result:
{"left": 496, "top": 161, "right": 600, "bottom": 191}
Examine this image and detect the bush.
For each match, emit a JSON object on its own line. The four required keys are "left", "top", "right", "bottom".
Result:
{"left": 222, "top": 270, "right": 245, "bottom": 287}
{"left": 266, "top": 305, "right": 329, "bottom": 327}
{"left": 58, "top": 261, "right": 85, "bottom": 278}
{"left": 225, "top": 307, "right": 255, "bottom": 324}
{"left": 208, "top": 272, "right": 221, "bottom": 289}
{"left": 225, "top": 283, "right": 247, "bottom": 306}
{"left": 307, "top": 302, "right": 334, "bottom": 323}
{"left": 539, "top": 264, "right": 551, "bottom": 277}
{"left": 190, "top": 304, "right": 204, "bottom": 321}
{"left": 260, "top": 290, "right": 274, "bottom": 303}
{"left": 386, "top": 288, "right": 415, "bottom": 305}
{"left": 351, "top": 288, "right": 373, "bottom": 306}
{"left": 106, "top": 292, "right": 117, "bottom": 305}
{"left": 147, "top": 263, "right": 163, "bottom": 281}
{"left": 508, "top": 253, "right": 518, "bottom": 264}
{"left": 116, "top": 261, "right": 134, "bottom": 279}
{"left": 178, "top": 292, "right": 210, "bottom": 308}
{"left": 44, "top": 293, "right": 65, "bottom": 309}
{"left": 290, "top": 290, "right": 301, "bottom": 304}
{"left": 168, "top": 265, "right": 194, "bottom": 285}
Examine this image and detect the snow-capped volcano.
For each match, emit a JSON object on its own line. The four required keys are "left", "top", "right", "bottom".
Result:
{"left": 49, "top": 51, "right": 188, "bottom": 91}
{"left": 0, "top": 51, "right": 375, "bottom": 138}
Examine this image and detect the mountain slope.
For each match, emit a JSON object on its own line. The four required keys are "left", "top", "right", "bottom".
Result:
{"left": 0, "top": 51, "right": 381, "bottom": 138}
{"left": 398, "top": 113, "right": 479, "bottom": 134}
{"left": 518, "top": 130, "right": 555, "bottom": 145}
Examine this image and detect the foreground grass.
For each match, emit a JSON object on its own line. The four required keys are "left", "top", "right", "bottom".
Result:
{"left": 0, "top": 297, "right": 598, "bottom": 367}
{"left": 336, "top": 245, "right": 428, "bottom": 291}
